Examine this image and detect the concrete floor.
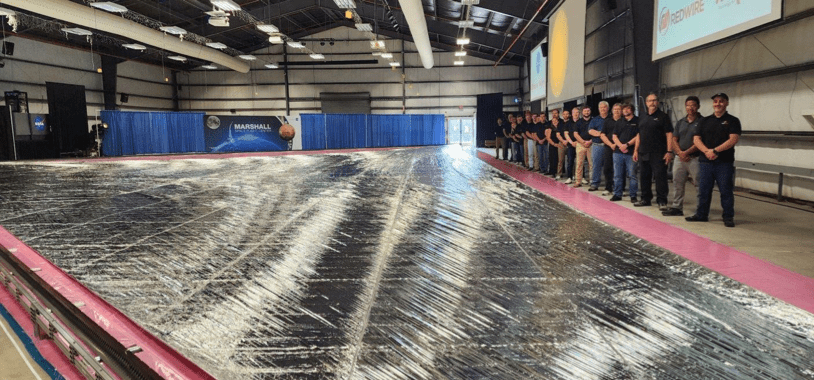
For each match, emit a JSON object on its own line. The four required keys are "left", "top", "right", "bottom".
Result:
{"left": 483, "top": 148, "right": 814, "bottom": 279}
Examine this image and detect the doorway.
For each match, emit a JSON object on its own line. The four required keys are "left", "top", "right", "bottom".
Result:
{"left": 447, "top": 117, "right": 474, "bottom": 145}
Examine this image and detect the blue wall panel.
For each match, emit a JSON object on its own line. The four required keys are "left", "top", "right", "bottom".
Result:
{"left": 101, "top": 111, "right": 205, "bottom": 156}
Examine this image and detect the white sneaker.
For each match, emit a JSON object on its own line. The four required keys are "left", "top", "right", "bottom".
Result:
{"left": 601, "top": 190, "right": 610, "bottom": 196}
{"left": 582, "top": 178, "right": 588, "bottom": 184}
{"left": 564, "top": 178, "right": 573, "bottom": 184}
{"left": 555, "top": 176, "right": 561, "bottom": 180}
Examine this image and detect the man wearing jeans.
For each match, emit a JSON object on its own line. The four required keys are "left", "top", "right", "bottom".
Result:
{"left": 534, "top": 113, "right": 549, "bottom": 173}
{"left": 588, "top": 101, "right": 610, "bottom": 191}
{"left": 611, "top": 103, "right": 639, "bottom": 203}
{"left": 663, "top": 96, "right": 703, "bottom": 216}
{"left": 686, "top": 93, "right": 742, "bottom": 227}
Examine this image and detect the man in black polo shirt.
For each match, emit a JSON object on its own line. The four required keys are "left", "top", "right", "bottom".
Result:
{"left": 686, "top": 93, "right": 742, "bottom": 227}
{"left": 511, "top": 114, "right": 526, "bottom": 166}
{"left": 572, "top": 106, "right": 593, "bottom": 187}
{"left": 546, "top": 109, "right": 563, "bottom": 177}
{"left": 533, "top": 113, "right": 549, "bottom": 173}
{"left": 634, "top": 93, "right": 673, "bottom": 209}
{"left": 611, "top": 103, "right": 639, "bottom": 202}
{"left": 555, "top": 109, "right": 572, "bottom": 179}
{"left": 500, "top": 116, "right": 512, "bottom": 160}
{"left": 598, "top": 103, "right": 622, "bottom": 195}
{"left": 663, "top": 96, "right": 703, "bottom": 216}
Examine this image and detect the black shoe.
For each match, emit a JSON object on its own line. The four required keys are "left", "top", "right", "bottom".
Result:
{"left": 633, "top": 200, "right": 651, "bottom": 207}
{"left": 610, "top": 195, "right": 622, "bottom": 201}
{"left": 724, "top": 219, "right": 735, "bottom": 228}
{"left": 662, "top": 208, "right": 684, "bottom": 216}
{"left": 630, "top": 197, "right": 638, "bottom": 203}
{"left": 588, "top": 186, "right": 598, "bottom": 191}
{"left": 685, "top": 215, "right": 709, "bottom": 222}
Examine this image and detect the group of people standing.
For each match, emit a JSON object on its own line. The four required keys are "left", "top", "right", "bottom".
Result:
{"left": 493, "top": 93, "right": 742, "bottom": 227}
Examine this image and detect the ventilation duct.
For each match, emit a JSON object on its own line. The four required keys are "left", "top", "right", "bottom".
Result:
{"left": 2, "top": 0, "right": 250, "bottom": 73}
{"left": 398, "top": 0, "right": 434, "bottom": 69}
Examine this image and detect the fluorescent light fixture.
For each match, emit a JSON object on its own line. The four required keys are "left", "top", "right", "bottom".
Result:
{"left": 455, "top": 51, "right": 467, "bottom": 57}
{"left": 205, "top": 10, "right": 229, "bottom": 17}
{"left": 380, "top": 52, "right": 393, "bottom": 59}
{"left": 238, "top": 55, "right": 257, "bottom": 60}
{"left": 206, "top": 42, "right": 228, "bottom": 49}
{"left": 333, "top": 0, "right": 356, "bottom": 9}
{"left": 201, "top": 64, "right": 218, "bottom": 69}
{"left": 370, "top": 40, "right": 385, "bottom": 49}
{"left": 208, "top": 16, "right": 229, "bottom": 27}
{"left": 211, "top": 0, "right": 241, "bottom": 11}
{"left": 310, "top": 53, "right": 325, "bottom": 59}
{"left": 457, "top": 20, "right": 474, "bottom": 27}
{"left": 456, "top": 38, "right": 470, "bottom": 45}
{"left": 122, "top": 43, "right": 147, "bottom": 50}
{"left": 286, "top": 41, "right": 304, "bottom": 48}
{"left": 454, "top": 60, "right": 465, "bottom": 65}
{"left": 268, "top": 35, "right": 284, "bottom": 44}
{"left": 389, "top": 62, "right": 400, "bottom": 67}
{"left": 256, "top": 24, "right": 279, "bottom": 33}
{"left": 89, "top": 2, "right": 128, "bottom": 13}
{"left": 168, "top": 55, "right": 187, "bottom": 61}
{"left": 460, "top": 0, "right": 480, "bottom": 4}
{"left": 0, "top": 8, "right": 16, "bottom": 17}
{"left": 159, "top": 26, "right": 187, "bottom": 35}
{"left": 265, "top": 63, "right": 279, "bottom": 69}
{"left": 355, "top": 23, "right": 372, "bottom": 32}
{"left": 61, "top": 27, "right": 93, "bottom": 36}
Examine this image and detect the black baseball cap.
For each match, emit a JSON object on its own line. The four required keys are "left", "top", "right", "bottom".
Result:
{"left": 711, "top": 93, "right": 729, "bottom": 100}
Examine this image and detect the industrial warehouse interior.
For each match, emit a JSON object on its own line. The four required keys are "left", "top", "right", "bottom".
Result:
{"left": 1, "top": 0, "right": 813, "bottom": 379}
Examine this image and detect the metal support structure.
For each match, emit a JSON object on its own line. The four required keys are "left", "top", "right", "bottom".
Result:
{"left": 778, "top": 173, "right": 784, "bottom": 201}
{"left": 284, "top": 45, "right": 291, "bottom": 115}
{"left": 100, "top": 55, "right": 118, "bottom": 111}
{"left": 171, "top": 71, "right": 180, "bottom": 112}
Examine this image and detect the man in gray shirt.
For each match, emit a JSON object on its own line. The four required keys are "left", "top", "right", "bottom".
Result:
{"left": 663, "top": 96, "right": 702, "bottom": 216}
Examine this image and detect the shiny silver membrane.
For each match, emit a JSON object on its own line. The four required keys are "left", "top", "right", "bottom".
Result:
{"left": 0, "top": 146, "right": 812, "bottom": 379}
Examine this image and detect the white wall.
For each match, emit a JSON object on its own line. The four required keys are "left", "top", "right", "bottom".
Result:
{"left": 177, "top": 26, "right": 522, "bottom": 119}
{"left": 0, "top": 36, "right": 175, "bottom": 130}
{"left": 659, "top": 0, "right": 814, "bottom": 201}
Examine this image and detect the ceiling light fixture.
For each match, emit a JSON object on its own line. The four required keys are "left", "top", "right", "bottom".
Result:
{"left": 380, "top": 53, "right": 393, "bottom": 59}
{"left": 168, "top": 55, "right": 187, "bottom": 61}
{"left": 457, "top": 20, "right": 474, "bottom": 27}
{"left": 0, "top": 8, "right": 16, "bottom": 17}
{"left": 355, "top": 23, "right": 372, "bottom": 32}
{"left": 201, "top": 64, "right": 218, "bottom": 69}
{"left": 265, "top": 63, "right": 279, "bottom": 69}
{"left": 333, "top": 0, "right": 356, "bottom": 8}
{"left": 208, "top": 16, "right": 229, "bottom": 27}
{"left": 370, "top": 40, "right": 385, "bottom": 49}
{"left": 206, "top": 42, "right": 228, "bottom": 49}
{"left": 89, "top": 2, "right": 128, "bottom": 13}
{"left": 456, "top": 38, "right": 470, "bottom": 45}
{"left": 371, "top": 52, "right": 382, "bottom": 56}
{"left": 309, "top": 53, "right": 325, "bottom": 59}
{"left": 210, "top": 0, "right": 241, "bottom": 11}
{"left": 61, "top": 27, "right": 93, "bottom": 36}
{"left": 455, "top": 51, "right": 467, "bottom": 57}
{"left": 159, "top": 26, "right": 187, "bottom": 36}
{"left": 238, "top": 55, "right": 257, "bottom": 60}
{"left": 256, "top": 24, "right": 279, "bottom": 33}
{"left": 122, "top": 43, "right": 147, "bottom": 50}
{"left": 454, "top": 60, "right": 465, "bottom": 65}
{"left": 460, "top": 0, "right": 480, "bottom": 5}
{"left": 286, "top": 41, "right": 304, "bottom": 49}
{"left": 389, "top": 62, "right": 400, "bottom": 67}
{"left": 268, "top": 35, "right": 284, "bottom": 44}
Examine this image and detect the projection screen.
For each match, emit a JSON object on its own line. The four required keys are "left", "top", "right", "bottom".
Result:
{"left": 653, "top": 0, "right": 782, "bottom": 61}
{"left": 546, "top": 0, "right": 586, "bottom": 105}
{"left": 530, "top": 43, "right": 547, "bottom": 102}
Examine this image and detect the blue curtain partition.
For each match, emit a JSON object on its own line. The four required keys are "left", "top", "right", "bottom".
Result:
{"left": 301, "top": 113, "right": 444, "bottom": 150}
{"left": 101, "top": 111, "right": 205, "bottom": 156}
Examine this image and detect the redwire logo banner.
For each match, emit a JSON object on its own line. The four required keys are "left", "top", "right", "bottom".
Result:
{"left": 659, "top": 0, "right": 705, "bottom": 36}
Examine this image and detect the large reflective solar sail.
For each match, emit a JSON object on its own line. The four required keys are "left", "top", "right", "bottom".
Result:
{"left": 1, "top": 146, "right": 812, "bottom": 379}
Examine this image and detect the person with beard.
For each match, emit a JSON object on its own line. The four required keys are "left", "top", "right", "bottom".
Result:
{"left": 555, "top": 109, "right": 572, "bottom": 180}
{"left": 588, "top": 101, "right": 610, "bottom": 192}
{"left": 599, "top": 104, "right": 624, "bottom": 196}
{"left": 572, "top": 106, "right": 594, "bottom": 187}
{"left": 611, "top": 103, "right": 639, "bottom": 202}
{"left": 663, "top": 96, "right": 703, "bottom": 216}
{"left": 633, "top": 93, "right": 674, "bottom": 209}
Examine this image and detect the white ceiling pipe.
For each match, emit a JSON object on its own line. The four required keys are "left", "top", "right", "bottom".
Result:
{"left": 3, "top": 0, "right": 250, "bottom": 73}
{"left": 398, "top": 0, "right": 434, "bottom": 69}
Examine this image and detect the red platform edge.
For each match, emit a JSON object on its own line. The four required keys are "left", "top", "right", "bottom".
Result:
{"left": 0, "top": 226, "right": 216, "bottom": 380}
{"left": 478, "top": 151, "right": 814, "bottom": 315}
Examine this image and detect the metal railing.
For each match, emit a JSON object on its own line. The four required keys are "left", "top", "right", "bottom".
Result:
{"left": 735, "top": 161, "right": 814, "bottom": 201}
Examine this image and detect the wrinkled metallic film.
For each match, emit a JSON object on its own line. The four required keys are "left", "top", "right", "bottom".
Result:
{"left": 1, "top": 146, "right": 813, "bottom": 379}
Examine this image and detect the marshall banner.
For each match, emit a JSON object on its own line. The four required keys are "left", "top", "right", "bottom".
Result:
{"left": 204, "top": 115, "right": 290, "bottom": 153}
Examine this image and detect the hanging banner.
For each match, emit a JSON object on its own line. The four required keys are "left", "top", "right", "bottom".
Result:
{"left": 203, "top": 115, "right": 292, "bottom": 153}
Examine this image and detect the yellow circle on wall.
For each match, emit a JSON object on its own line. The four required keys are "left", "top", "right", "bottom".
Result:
{"left": 549, "top": 11, "right": 569, "bottom": 98}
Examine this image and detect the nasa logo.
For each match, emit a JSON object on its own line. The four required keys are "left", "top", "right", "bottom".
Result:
{"left": 34, "top": 116, "right": 46, "bottom": 131}
{"left": 659, "top": 7, "right": 670, "bottom": 35}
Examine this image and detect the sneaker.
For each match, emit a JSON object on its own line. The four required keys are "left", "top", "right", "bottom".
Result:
{"left": 634, "top": 200, "right": 651, "bottom": 207}
{"left": 610, "top": 195, "right": 622, "bottom": 201}
{"left": 588, "top": 186, "right": 599, "bottom": 192}
{"left": 564, "top": 178, "right": 573, "bottom": 184}
{"left": 601, "top": 190, "right": 610, "bottom": 196}
{"left": 724, "top": 219, "right": 735, "bottom": 228}
{"left": 658, "top": 202, "right": 668, "bottom": 210}
{"left": 662, "top": 208, "right": 684, "bottom": 216}
{"left": 555, "top": 175, "right": 562, "bottom": 180}
{"left": 630, "top": 197, "right": 638, "bottom": 203}
{"left": 685, "top": 215, "right": 709, "bottom": 222}
{"left": 582, "top": 178, "right": 588, "bottom": 184}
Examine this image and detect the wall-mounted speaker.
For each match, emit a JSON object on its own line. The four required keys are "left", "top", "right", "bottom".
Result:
{"left": 120, "top": 93, "right": 129, "bottom": 103}
{"left": 2, "top": 42, "right": 14, "bottom": 56}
